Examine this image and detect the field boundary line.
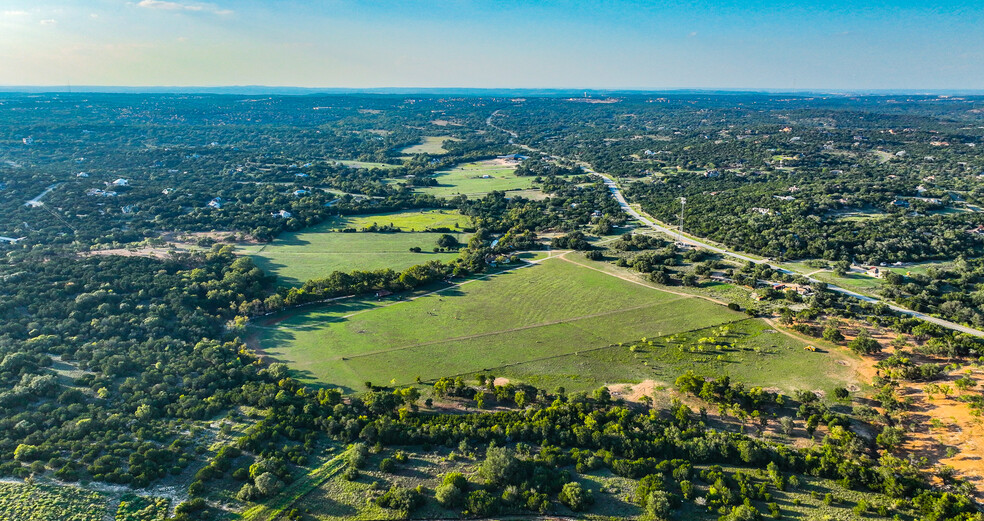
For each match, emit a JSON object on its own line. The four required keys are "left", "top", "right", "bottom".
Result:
{"left": 252, "top": 254, "right": 565, "bottom": 332}
{"left": 556, "top": 252, "right": 730, "bottom": 306}
{"left": 330, "top": 254, "right": 567, "bottom": 321}
{"left": 426, "top": 317, "right": 757, "bottom": 385}
{"left": 242, "top": 448, "right": 347, "bottom": 521}
{"left": 339, "top": 297, "right": 691, "bottom": 361}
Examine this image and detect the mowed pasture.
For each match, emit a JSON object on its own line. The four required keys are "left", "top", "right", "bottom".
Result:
{"left": 251, "top": 256, "right": 744, "bottom": 391}
{"left": 413, "top": 160, "right": 535, "bottom": 198}
{"left": 327, "top": 209, "right": 471, "bottom": 232}
{"left": 239, "top": 218, "right": 470, "bottom": 286}
{"left": 498, "top": 317, "right": 862, "bottom": 395}
{"left": 331, "top": 159, "right": 402, "bottom": 170}
{"left": 398, "top": 136, "right": 459, "bottom": 155}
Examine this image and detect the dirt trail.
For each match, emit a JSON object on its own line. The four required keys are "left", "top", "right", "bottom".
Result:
{"left": 556, "top": 252, "right": 729, "bottom": 306}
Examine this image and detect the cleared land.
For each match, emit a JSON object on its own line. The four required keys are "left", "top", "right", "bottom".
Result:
{"left": 326, "top": 209, "right": 471, "bottom": 232}
{"left": 239, "top": 221, "right": 470, "bottom": 286}
{"left": 331, "top": 159, "right": 402, "bottom": 170}
{"left": 413, "top": 159, "right": 534, "bottom": 198}
{"left": 251, "top": 256, "right": 746, "bottom": 391}
{"left": 398, "top": 136, "right": 459, "bottom": 155}
{"left": 500, "top": 316, "right": 862, "bottom": 395}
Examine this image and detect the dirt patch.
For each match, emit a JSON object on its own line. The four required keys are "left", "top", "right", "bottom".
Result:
{"left": 898, "top": 367, "right": 984, "bottom": 496}
{"left": 83, "top": 247, "right": 179, "bottom": 259}
{"left": 82, "top": 230, "right": 261, "bottom": 260}
{"left": 492, "top": 377, "right": 511, "bottom": 387}
{"left": 608, "top": 379, "right": 663, "bottom": 403}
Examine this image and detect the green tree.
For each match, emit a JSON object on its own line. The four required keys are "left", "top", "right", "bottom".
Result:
{"left": 559, "top": 481, "right": 593, "bottom": 512}
{"left": 848, "top": 328, "right": 881, "bottom": 354}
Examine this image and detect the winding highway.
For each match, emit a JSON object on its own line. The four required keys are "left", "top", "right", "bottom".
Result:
{"left": 591, "top": 169, "right": 984, "bottom": 338}
{"left": 485, "top": 111, "right": 984, "bottom": 338}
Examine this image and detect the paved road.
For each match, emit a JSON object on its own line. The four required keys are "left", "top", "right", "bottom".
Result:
{"left": 486, "top": 111, "right": 984, "bottom": 338}
{"left": 25, "top": 183, "right": 60, "bottom": 207}
{"left": 590, "top": 170, "right": 984, "bottom": 338}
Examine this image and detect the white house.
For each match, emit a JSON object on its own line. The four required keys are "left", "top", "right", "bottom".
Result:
{"left": 112, "top": 178, "right": 129, "bottom": 187}
{"left": 274, "top": 210, "right": 293, "bottom": 219}
{"left": 293, "top": 189, "right": 310, "bottom": 197}
{"left": 208, "top": 198, "right": 223, "bottom": 209}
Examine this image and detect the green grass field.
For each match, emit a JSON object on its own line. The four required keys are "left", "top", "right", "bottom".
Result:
{"left": 812, "top": 271, "right": 885, "bottom": 296}
{"left": 498, "top": 316, "right": 861, "bottom": 395}
{"left": 0, "top": 482, "right": 106, "bottom": 521}
{"left": 398, "top": 136, "right": 458, "bottom": 155}
{"left": 251, "top": 256, "right": 745, "bottom": 391}
{"left": 413, "top": 160, "right": 534, "bottom": 198}
{"left": 332, "top": 159, "right": 403, "bottom": 170}
{"left": 326, "top": 209, "right": 471, "bottom": 232}
{"left": 239, "top": 223, "right": 470, "bottom": 286}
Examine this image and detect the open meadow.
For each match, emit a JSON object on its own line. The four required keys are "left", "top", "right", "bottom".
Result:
{"left": 326, "top": 209, "right": 471, "bottom": 232}
{"left": 238, "top": 216, "right": 470, "bottom": 286}
{"left": 398, "top": 136, "right": 458, "bottom": 155}
{"left": 412, "top": 160, "right": 535, "bottom": 198}
{"left": 331, "top": 159, "right": 403, "bottom": 170}
{"left": 252, "top": 256, "right": 747, "bottom": 391}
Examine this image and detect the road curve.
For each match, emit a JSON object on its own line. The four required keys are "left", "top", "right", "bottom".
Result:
{"left": 485, "top": 111, "right": 984, "bottom": 339}
{"left": 589, "top": 170, "right": 984, "bottom": 338}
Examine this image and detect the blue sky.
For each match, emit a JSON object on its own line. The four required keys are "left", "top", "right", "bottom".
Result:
{"left": 1, "top": 0, "right": 982, "bottom": 89}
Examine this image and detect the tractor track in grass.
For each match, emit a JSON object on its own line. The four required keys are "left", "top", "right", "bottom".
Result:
{"left": 339, "top": 297, "right": 690, "bottom": 361}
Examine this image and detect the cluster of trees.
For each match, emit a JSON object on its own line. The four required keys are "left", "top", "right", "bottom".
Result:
{"left": 0, "top": 246, "right": 275, "bottom": 490}
{"left": 3, "top": 92, "right": 984, "bottom": 520}
{"left": 880, "top": 257, "right": 984, "bottom": 328}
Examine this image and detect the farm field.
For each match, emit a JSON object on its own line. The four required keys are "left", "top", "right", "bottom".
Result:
{"left": 498, "top": 316, "right": 862, "bottom": 395}
{"left": 413, "top": 160, "right": 534, "bottom": 198}
{"left": 238, "top": 223, "right": 470, "bottom": 286}
{"left": 331, "top": 159, "right": 403, "bottom": 170}
{"left": 398, "top": 136, "right": 458, "bottom": 155}
{"left": 812, "top": 271, "right": 885, "bottom": 296}
{"left": 251, "top": 255, "right": 745, "bottom": 391}
{"left": 0, "top": 482, "right": 107, "bottom": 521}
{"left": 326, "top": 209, "right": 471, "bottom": 232}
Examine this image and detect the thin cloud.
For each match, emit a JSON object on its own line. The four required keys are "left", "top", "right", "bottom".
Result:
{"left": 136, "top": 0, "right": 232, "bottom": 15}
{"left": 40, "top": 19, "right": 57, "bottom": 25}
{"left": 2, "top": 10, "right": 30, "bottom": 16}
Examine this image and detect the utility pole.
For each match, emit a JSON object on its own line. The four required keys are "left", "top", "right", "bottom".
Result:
{"left": 679, "top": 197, "right": 686, "bottom": 234}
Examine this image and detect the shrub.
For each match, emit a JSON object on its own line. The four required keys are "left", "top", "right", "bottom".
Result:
{"left": 236, "top": 483, "right": 259, "bottom": 502}
{"left": 347, "top": 443, "right": 368, "bottom": 468}
{"left": 342, "top": 465, "right": 359, "bottom": 481}
{"left": 377, "top": 485, "right": 422, "bottom": 512}
{"left": 478, "top": 447, "right": 522, "bottom": 488}
{"left": 254, "top": 472, "right": 284, "bottom": 497}
{"left": 466, "top": 490, "right": 499, "bottom": 516}
{"left": 559, "top": 482, "right": 594, "bottom": 512}
{"left": 435, "top": 483, "right": 464, "bottom": 507}
{"left": 442, "top": 471, "right": 468, "bottom": 490}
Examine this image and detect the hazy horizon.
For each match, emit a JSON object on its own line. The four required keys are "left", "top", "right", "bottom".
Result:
{"left": 3, "top": 1, "right": 984, "bottom": 90}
